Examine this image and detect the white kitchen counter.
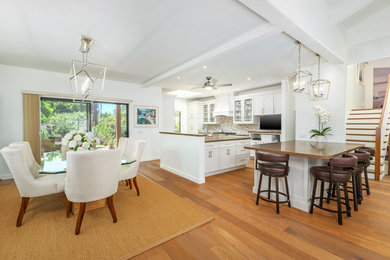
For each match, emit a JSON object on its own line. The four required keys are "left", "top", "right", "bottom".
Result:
{"left": 160, "top": 132, "right": 250, "bottom": 184}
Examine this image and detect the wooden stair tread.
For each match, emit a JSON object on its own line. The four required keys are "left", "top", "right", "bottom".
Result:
{"left": 349, "top": 112, "right": 381, "bottom": 115}
{"left": 346, "top": 139, "right": 375, "bottom": 142}
{"left": 345, "top": 133, "right": 375, "bottom": 136}
{"left": 351, "top": 108, "right": 382, "bottom": 111}
{"left": 347, "top": 118, "right": 380, "bottom": 120}
{"left": 346, "top": 128, "right": 376, "bottom": 130}
{"left": 346, "top": 123, "right": 379, "bottom": 125}
{"left": 367, "top": 169, "right": 384, "bottom": 174}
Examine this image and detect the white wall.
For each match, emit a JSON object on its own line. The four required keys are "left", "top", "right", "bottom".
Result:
{"left": 345, "top": 64, "right": 365, "bottom": 113}
{"left": 161, "top": 95, "right": 175, "bottom": 132}
{"left": 174, "top": 98, "right": 188, "bottom": 133}
{"left": 295, "top": 63, "right": 347, "bottom": 142}
{"left": 0, "top": 64, "right": 163, "bottom": 177}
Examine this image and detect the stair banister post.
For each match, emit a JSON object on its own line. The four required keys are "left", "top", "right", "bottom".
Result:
{"left": 375, "top": 127, "right": 381, "bottom": 180}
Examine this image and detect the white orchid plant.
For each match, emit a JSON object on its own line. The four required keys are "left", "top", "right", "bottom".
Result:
{"left": 62, "top": 131, "right": 100, "bottom": 152}
{"left": 310, "top": 106, "right": 332, "bottom": 139}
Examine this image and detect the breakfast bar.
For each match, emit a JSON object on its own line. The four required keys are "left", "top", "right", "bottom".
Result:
{"left": 244, "top": 141, "right": 364, "bottom": 212}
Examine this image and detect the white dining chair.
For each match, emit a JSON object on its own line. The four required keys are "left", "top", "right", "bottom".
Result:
{"left": 117, "top": 137, "right": 128, "bottom": 155}
{"left": 65, "top": 149, "right": 121, "bottom": 235}
{"left": 9, "top": 142, "right": 41, "bottom": 178}
{"left": 119, "top": 139, "right": 145, "bottom": 196}
{"left": 0, "top": 146, "right": 65, "bottom": 227}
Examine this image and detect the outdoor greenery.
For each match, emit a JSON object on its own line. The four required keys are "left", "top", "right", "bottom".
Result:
{"left": 41, "top": 100, "right": 128, "bottom": 150}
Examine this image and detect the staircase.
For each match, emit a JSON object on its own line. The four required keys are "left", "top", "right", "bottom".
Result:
{"left": 346, "top": 108, "right": 386, "bottom": 180}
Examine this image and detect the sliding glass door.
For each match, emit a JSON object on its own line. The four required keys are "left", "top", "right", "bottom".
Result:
{"left": 40, "top": 98, "right": 128, "bottom": 153}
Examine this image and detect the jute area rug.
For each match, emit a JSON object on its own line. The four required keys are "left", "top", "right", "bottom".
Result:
{"left": 0, "top": 175, "right": 212, "bottom": 259}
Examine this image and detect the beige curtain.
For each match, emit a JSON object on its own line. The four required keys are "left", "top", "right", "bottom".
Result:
{"left": 23, "top": 93, "right": 41, "bottom": 163}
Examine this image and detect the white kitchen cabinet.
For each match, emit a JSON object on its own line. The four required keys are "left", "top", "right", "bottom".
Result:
{"left": 233, "top": 97, "right": 254, "bottom": 124}
{"left": 205, "top": 140, "right": 250, "bottom": 174}
{"left": 253, "top": 95, "right": 263, "bottom": 115}
{"left": 219, "top": 145, "right": 236, "bottom": 169}
{"left": 205, "top": 148, "right": 219, "bottom": 172}
{"left": 273, "top": 92, "right": 281, "bottom": 114}
{"left": 253, "top": 91, "right": 281, "bottom": 115}
{"left": 202, "top": 101, "right": 218, "bottom": 124}
{"left": 187, "top": 101, "right": 203, "bottom": 133}
{"left": 262, "top": 93, "right": 274, "bottom": 114}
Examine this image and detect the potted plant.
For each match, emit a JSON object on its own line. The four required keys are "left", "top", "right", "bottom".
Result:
{"left": 310, "top": 106, "right": 331, "bottom": 143}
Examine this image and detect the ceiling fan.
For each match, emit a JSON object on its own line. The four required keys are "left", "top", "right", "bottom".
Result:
{"left": 190, "top": 76, "right": 232, "bottom": 90}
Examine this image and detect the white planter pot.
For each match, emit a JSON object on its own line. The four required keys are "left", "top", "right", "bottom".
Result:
{"left": 316, "top": 136, "right": 325, "bottom": 143}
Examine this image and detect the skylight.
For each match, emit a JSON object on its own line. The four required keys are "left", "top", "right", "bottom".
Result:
{"left": 167, "top": 90, "right": 201, "bottom": 98}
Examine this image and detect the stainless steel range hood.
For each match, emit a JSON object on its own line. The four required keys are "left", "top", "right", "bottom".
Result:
{"left": 213, "top": 92, "right": 233, "bottom": 117}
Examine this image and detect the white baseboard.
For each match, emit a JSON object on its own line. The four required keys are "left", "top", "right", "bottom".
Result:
{"left": 0, "top": 172, "right": 12, "bottom": 180}
{"left": 141, "top": 155, "right": 160, "bottom": 162}
{"left": 205, "top": 166, "right": 245, "bottom": 177}
{"left": 160, "top": 164, "right": 205, "bottom": 184}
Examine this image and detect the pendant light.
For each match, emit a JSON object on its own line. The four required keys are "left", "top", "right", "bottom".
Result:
{"left": 69, "top": 36, "right": 107, "bottom": 100}
{"left": 288, "top": 41, "right": 312, "bottom": 96}
{"left": 309, "top": 54, "right": 330, "bottom": 101}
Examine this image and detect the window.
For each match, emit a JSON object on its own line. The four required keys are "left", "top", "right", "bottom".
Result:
{"left": 40, "top": 97, "right": 129, "bottom": 153}
{"left": 175, "top": 111, "right": 181, "bottom": 133}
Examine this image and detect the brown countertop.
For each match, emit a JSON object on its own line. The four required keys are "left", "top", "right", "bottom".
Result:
{"left": 244, "top": 141, "right": 364, "bottom": 159}
{"left": 205, "top": 135, "right": 250, "bottom": 143}
{"left": 159, "top": 132, "right": 207, "bottom": 137}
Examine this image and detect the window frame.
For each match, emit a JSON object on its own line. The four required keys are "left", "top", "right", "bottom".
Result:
{"left": 40, "top": 97, "right": 129, "bottom": 137}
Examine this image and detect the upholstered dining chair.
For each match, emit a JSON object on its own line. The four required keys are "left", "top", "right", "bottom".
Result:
{"left": 117, "top": 137, "right": 128, "bottom": 155}
{"left": 65, "top": 149, "right": 121, "bottom": 235}
{"left": 0, "top": 146, "right": 65, "bottom": 227}
{"left": 9, "top": 142, "right": 41, "bottom": 178}
{"left": 119, "top": 139, "right": 145, "bottom": 196}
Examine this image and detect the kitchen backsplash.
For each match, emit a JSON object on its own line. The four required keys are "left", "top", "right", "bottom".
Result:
{"left": 203, "top": 116, "right": 259, "bottom": 135}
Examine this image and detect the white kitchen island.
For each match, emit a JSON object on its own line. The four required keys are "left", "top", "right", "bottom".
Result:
{"left": 245, "top": 141, "right": 364, "bottom": 212}
{"left": 160, "top": 132, "right": 250, "bottom": 184}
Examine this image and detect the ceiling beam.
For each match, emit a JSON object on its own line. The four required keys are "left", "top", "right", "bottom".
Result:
{"left": 238, "top": 0, "right": 348, "bottom": 64}
{"left": 330, "top": 0, "right": 374, "bottom": 26}
{"left": 141, "top": 23, "right": 281, "bottom": 87}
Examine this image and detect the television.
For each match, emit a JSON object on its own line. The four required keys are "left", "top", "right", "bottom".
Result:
{"left": 259, "top": 114, "right": 281, "bottom": 130}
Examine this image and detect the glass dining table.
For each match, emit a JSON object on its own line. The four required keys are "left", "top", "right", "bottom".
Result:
{"left": 39, "top": 150, "right": 136, "bottom": 174}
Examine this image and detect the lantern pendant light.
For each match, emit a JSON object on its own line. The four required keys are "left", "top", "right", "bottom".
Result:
{"left": 69, "top": 36, "right": 107, "bottom": 100}
{"left": 288, "top": 41, "right": 312, "bottom": 96}
{"left": 309, "top": 54, "right": 330, "bottom": 101}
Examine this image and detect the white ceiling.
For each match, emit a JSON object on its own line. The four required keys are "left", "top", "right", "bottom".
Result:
{"left": 0, "top": 0, "right": 265, "bottom": 83}
{"left": 2, "top": 0, "right": 390, "bottom": 95}
{"left": 157, "top": 33, "right": 317, "bottom": 95}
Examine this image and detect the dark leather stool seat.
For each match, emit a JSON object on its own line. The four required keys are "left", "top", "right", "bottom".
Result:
{"left": 310, "top": 166, "right": 351, "bottom": 182}
{"left": 255, "top": 152, "right": 290, "bottom": 214}
{"left": 355, "top": 147, "right": 374, "bottom": 195}
{"left": 310, "top": 154, "right": 357, "bottom": 225}
{"left": 259, "top": 163, "right": 290, "bottom": 176}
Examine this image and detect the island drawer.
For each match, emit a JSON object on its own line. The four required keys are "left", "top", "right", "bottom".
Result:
{"left": 205, "top": 142, "right": 220, "bottom": 149}
{"left": 219, "top": 141, "right": 236, "bottom": 148}
{"left": 236, "top": 145, "right": 250, "bottom": 155}
{"left": 236, "top": 154, "right": 250, "bottom": 166}
{"left": 236, "top": 140, "right": 250, "bottom": 146}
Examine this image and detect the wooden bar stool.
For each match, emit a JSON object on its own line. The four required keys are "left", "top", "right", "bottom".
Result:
{"left": 336, "top": 152, "right": 370, "bottom": 211}
{"left": 355, "top": 147, "right": 375, "bottom": 195}
{"left": 255, "top": 152, "right": 290, "bottom": 214}
{"left": 310, "top": 154, "right": 357, "bottom": 225}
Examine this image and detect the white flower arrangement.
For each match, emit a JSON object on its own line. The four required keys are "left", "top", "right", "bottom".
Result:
{"left": 310, "top": 106, "right": 332, "bottom": 139}
{"left": 61, "top": 131, "right": 100, "bottom": 152}
{"left": 314, "top": 106, "right": 330, "bottom": 124}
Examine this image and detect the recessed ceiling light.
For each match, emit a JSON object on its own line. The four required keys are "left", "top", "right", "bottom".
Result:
{"left": 247, "top": 77, "right": 252, "bottom": 80}
{"left": 203, "top": 66, "right": 207, "bottom": 69}
{"left": 176, "top": 76, "right": 181, "bottom": 79}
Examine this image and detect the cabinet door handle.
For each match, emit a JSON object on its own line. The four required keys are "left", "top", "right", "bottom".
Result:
{"left": 209, "top": 151, "right": 212, "bottom": 158}
{"left": 262, "top": 108, "right": 264, "bottom": 114}
{"left": 227, "top": 149, "right": 230, "bottom": 155}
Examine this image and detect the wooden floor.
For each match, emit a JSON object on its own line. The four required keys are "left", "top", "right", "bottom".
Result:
{"left": 134, "top": 160, "right": 390, "bottom": 260}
